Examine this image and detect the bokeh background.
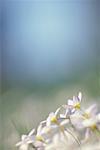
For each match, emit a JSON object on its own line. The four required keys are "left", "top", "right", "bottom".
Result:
{"left": 0, "top": 0, "right": 100, "bottom": 149}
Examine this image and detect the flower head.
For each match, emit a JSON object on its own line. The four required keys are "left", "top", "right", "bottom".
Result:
{"left": 67, "top": 92, "right": 82, "bottom": 112}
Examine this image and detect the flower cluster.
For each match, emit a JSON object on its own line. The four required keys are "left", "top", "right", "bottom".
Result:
{"left": 16, "top": 92, "right": 100, "bottom": 150}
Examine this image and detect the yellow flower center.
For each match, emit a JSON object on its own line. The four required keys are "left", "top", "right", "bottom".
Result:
{"left": 74, "top": 103, "right": 80, "bottom": 109}
{"left": 83, "top": 113, "right": 90, "bottom": 119}
{"left": 51, "top": 116, "right": 58, "bottom": 124}
{"left": 36, "top": 135, "right": 44, "bottom": 142}
{"left": 91, "top": 124, "right": 97, "bottom": 130}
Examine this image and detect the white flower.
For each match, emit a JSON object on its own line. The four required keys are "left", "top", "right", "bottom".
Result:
{"left": 36, "top": 123, "right": 47, "bottom": 143}
{"left": 44, "top": 107, "right": 69, "bottom": 141}
{"left": 81, "top": 104, "right": 100, "bottom": 130}
{"left": 82, "top": 118, "right": 97, "bottom": 129}
{"left": 46, "top": 107, "right": 62, "bottom": 126}
{"left": 67, "top": 92, "right": 82, "bottom": 112}
{"left": 16, "top": 129, "right": 35, "bottom": 150}
{"left": 71, "top": 104, "right": 99, "bottom": 130}
{"left": 46, "top": 107, "right": 69, "bottom": 128}
{"left": 60, "top": 105, "right": 72, "bottom": 119}
{"left": 83, "top": 104, "right": 98, "bottom": 118}
{"left": 35, "top": 122, "right": 54, "bottom": 145}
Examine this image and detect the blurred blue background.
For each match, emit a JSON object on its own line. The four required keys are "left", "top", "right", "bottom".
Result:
{"left": 1, "top": 0, "right": 99, "bottom": 92}
{"left": 0, "top": 0, "right": 100, "bottom": 149}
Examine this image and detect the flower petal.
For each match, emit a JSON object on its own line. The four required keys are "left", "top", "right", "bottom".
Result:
{"left": 86, "top": 104, "right": 98, "bottom": 117}
{"left": 78, "top": 92, "right": 82, "bottom": 102}
{"left": 68, "top": 99, "right": 73, "bottom": 106}
{"left": 28, "top": 128, "right": 35, "bottom": 136}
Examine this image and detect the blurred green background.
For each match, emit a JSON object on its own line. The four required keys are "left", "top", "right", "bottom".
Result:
{"left": 0, "top": 0, "right": 100, "bottom": 149}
